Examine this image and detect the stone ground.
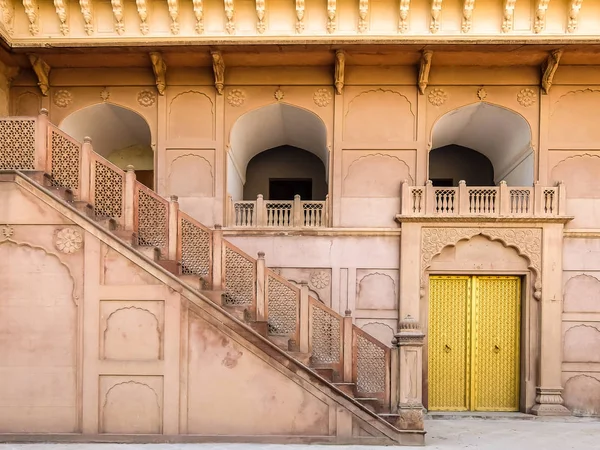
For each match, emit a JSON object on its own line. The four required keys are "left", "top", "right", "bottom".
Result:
{"left": 1, "top": 418, "right": 599, "bottom": 450}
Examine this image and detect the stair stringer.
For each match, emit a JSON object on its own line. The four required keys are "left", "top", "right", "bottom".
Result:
{"left": 3, "top": 171, "right": 424, "bottom": 445}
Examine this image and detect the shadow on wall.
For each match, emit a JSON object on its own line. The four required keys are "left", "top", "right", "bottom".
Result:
{"left": 429, "top": 145, "right": 494, "bottom": 186}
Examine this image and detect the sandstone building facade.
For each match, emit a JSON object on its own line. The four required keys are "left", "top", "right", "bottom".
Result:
{"left": 1, "top": 0, "right": 599, "bottom": 444}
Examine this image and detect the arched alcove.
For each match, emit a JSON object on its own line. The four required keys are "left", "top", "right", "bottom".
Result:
{"left": 228, "top": 103, "right": 328, "bottom": 201}
{"left": 60, "top": 104, "right": 154, "bottom": 189}
{"left": 430, "top": 103, "right": 533, "bottom": 186}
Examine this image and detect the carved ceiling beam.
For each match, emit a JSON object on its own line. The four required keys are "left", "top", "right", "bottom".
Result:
{"left": 501, "top": 0, "right": 516, "bottom": 33}
{"left": 567, "top": 0, "right": 583, "bottom": 33}
{"left": 111, "top": 0, "right": 125, "bottom": 35}
{"left": 149, "top": 52, "right": 167, "bottom": 95}
{"left": 136, "top": 0, "right": 149, "bottom": 35}
{"left": 334, "top": 49, "right": 345, "bottom": 95}
{"left": 430, "top": 0, "right": 442, "bottom": 34}
{"left": 461, "top": 0, "right": 474, "bottom": 33}
{"left": 0, "top": 0, "right": 14, "bottom": 31}
{"left": 399, "top": 0, "right": 410, "bottom": 33}
{"left": 53, "top": 0, "right": 69, "bottom": 35}
{"left": 358, "top": 0, "right": 368, "bottom": 33}
{"left": 418, "top": 50, "right": 433, "bottom": 95}
{"left": 327, "top": 0, "right": 336, "bottom": 34}
{"left": 28, "top": 54, "right": 50, "bottom": 96}
{"left": 23, "top": 0, "right": 39, "bottom": 35}
{"left": 541, "top": 49, "right": 563, "bottom": 95}
{"left": 79, "top": 0, "right": 94, "bottom": 35}
{"left": 192, "top": 0, "right": 204, "bottom": 34}
{"left": 533, "top": 0, "right": 550, "bottom": 33}
{"left": 167, "top": 0, "right": 180, "bottom": 34}
{"left": 211, "top": 50, "right": 225, "bottom": 95}
{"left": 256, "top": 0, "right": 265, "bottom": 34}
{"left": 296, "top": 0, "right": 305, "bottom": 33}
{"left": 224, "top": 0, "right": 235, "bottom": 34}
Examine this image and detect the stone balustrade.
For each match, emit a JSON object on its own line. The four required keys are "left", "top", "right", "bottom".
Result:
{"left": 399, "top": 180, "right": 567, "bottom": 219}
{"left": 228, "top": 194, "right": 329, "bottom": 228}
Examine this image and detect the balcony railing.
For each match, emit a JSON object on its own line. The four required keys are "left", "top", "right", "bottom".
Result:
{"left": 399, "top": 180, "right": 566, "bottom": 218}
{"left": 227, "top": 194, "right": 329, "bottom": 228}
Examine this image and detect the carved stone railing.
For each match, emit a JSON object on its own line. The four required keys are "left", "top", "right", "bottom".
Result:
{"left": 228, "top": 194, "right": 329, "bottom": 228}
{"left": 400, "top": 180, "right": 566, "bottom": 218}
{"left": 0, "top": 111, "right": 392, "bottom": 412}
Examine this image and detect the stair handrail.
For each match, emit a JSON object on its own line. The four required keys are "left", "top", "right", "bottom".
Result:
{"left": 0, "top": 110, "right": 394, "bottom": 411}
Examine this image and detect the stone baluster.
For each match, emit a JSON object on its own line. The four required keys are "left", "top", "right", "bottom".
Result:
{"left": 168, "top": 195, "right": 179, "bottom": 261}
{"left": 299, "top": 282, "right": 309, "bottom": 353}
{"left": 342, "top": 310, "right": 353, "bottom": 383}
{"left": 534, "top": 181, "right": 543, "bottom": 216}
{"left": 424, "top": 180, "right": 434, "bottom": 214}
{"left": 394, "top": 315, "right": 425, "bottom": 431}
{"left": 293, "top": 194, "right": 302, "bottom": 227}
{"left": 212, "top": 224, "right": 223, "bottom": 290}
{"left": 257, "top": 194, "right": 265, "bottom": 226}
{"left": 124, "top": 165, "right": 136, "bottom": 231}
{"left": 499, "top": 180, "right": 509, "bottom": 215}
{"left": 458, "top": 180, "right": 468, "bottom": 214}
{"left": 35, "top": 108, "right": 49, "bottom": 171}
{"left": 256, "top": 251, "right": 266, "bottom": 321}
{"left": 79, "top": 136, "right": 93, "bottom": 204}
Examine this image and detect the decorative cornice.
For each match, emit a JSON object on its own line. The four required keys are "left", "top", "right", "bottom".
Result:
{"left": 430, "top": 0, "right": 443, "bottom": 34}
{"left": 327, "top": 0, "right": 336, "bottom": 34}
{"left": 502, "top": 0, "right": 516, "bottom": 33}
{"left": 136, "top": 0, "right": 149, "bottom": 35}
{"left": 358, "top": 0, "right": 369, "bottom": 34}
{"left": 534, "top": 0, "right": 551, "bottom": 34}
{"left": 79, "top": 0, "right": 94, "bottom": 35}
{"left": 396, "top": 214, "right": 573, "bottom": 224}
{"left": 567, "top": 0, "right": 583, "bottom": 33}
{"left": 192, "top": 0, "right": 204, "bottom": 34}
{"left": 256, "top": 0, "right": 266, "bottom": 34}
{"left": 399, "top": 0, "right": 410, "bottom": 33}
{"left": 462, "top": 0, "right": 474, "bottom": 33}
{"left": 167, "top": 0, "right": 179, "bottom": 34}
{"left": 111, "top": 0, "right": 125, "bottom": 35}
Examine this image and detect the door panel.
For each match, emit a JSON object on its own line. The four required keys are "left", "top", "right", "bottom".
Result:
{"left": 428, "top": 276, "right": 471, "bottom": 411}
{"left": 472, "top": 276, "right": 521, "bottom": 411}
{"left": 428, "top": 275, "right": 521, "bottom": 412}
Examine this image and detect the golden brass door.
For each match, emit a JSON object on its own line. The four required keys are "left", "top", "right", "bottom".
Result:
{"left": 428, "top": 276, "right": 521, "bottom": 411}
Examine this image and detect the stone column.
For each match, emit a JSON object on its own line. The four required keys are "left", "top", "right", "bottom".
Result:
{"left": 0, "top": 61, "right": 10, "bottom": 117}
{"left": 393, "top": 315, "right": 425, "bottom": 431}
{"left": 532, "top": 223, "right": 570, "bottom": 415}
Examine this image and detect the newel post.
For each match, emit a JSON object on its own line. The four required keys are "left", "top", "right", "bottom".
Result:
{"left": 226, "top": 194, "right": 234, "bottom": 227}
{"left": 293, "top": 194, "right": 302, "bottom": 227}
{"left": 34, "top": 108, "right": 49, "bottom": 172}
{"left": 256, "top": 252, "right": 266, "bottom": 321}
{"left": 256, "top": 194, "right": 265, "bottom": 226}
{"left": 324, "top": 194, "right": 330, "bottom": 227}
{"left": 499, "top": 180, "right": 509, "bottom": 216}
{"left": 558, "top": 181, "right": 567, "bottom": 216}
{"left": 212, "top": 224, "right": 223, "bottom": 291}
{"left": 342, "top": 310, "right": 353, "bottom": 383}
{"left": 400, "top": 180, "right": 410, "bottom": 215}
{"left": 168, "top": 195, "right": 179, "bottom": 261}
{"left": 394, "top": 315, "right": 425, "bottom": 431}
{"left": 299, "top": 282, "right": 310, "bottom": 353}
{"left": 534, "top": 181, "right": 544, "bottom": 216}
{"left": 79, "top": 137, "right": 93, "bottom": 204}
{"left": 458, "top": 180, "right": 468, "bottom": 215}
{"left": 124, "top": 165, "right": 137, "bottom": 232}
{"left": 424, "top": 180, "right": 434, "bottom": 214}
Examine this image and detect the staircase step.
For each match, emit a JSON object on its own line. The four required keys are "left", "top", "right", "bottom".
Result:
{"left": 46, "top": 185, "right": 73, "bottom": 202}
{"left": 313, "top": 368, "right": 336, "bottom": 382}
{"left": 249, "top": 320, "right": 268, "bottom": 337}
{"left": 333, "top": 382, "right": 356, "bottom": 396}
{"left": 113, "top": 229, "right": 136, "bottom": 244}
{"left": 136, "top": 245, "right": 160, "bottom": 261}
{"left": 20, "top": 170, "right": 48, "bottom": 185}
{"left": 287, "top": 351, "right": 311, "bottom": 365}
{"left": 222, "top": 304, "right": 249, "bottom": 321}
{"left": 180, "top": 274, "right": 203, "bottom": 290}
{"left": 157, "top": 259, "right": 180, "bottom": 275}
{"left": 95, "top": 216, "right": 117, "bottom": 231}
{"left": 199, "top": 290, "right": 224, "bottom": 305}
{"left": 355, "top": 397, "right": 385, "bottom": 414}
{"left": 267, "top": 335, "right": 290, "bottom": 351}
{"left": 379, "top": 412, "right": 424, "bottom": 431}
{"left": 70, "top": 200, "right": 95, "bottom": 219}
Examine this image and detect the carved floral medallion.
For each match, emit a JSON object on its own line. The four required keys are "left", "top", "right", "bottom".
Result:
{"left": 428, "top": 88, "right": 447, "bottom": 106}
{"left": 517, "top": 88, "right": 537, "bottom": 107}
{"left": 274, "top": 88, "right": 284, "bottom": 101}
{"left": 55, "top": 228, "right": 83, "bottom": 254}
{"left": 137, "top": 90, "right": 156, "bottom": 107}
{"left": 310, "top": 270, "right": 330, "bottom": 289}
{"left": 53, "top": 90, "right": 73, "bottom": 108}
{"left": 227, "top": 89, "right": 246, "bottom": 107}
{"left": 100, "top": 88, "right": 110, "bottom": 102}
{"left": 313, "top": 88, "right": 332, "bottom": 107}
{"left": 477, "top": 87, "right": 488, "bottom": 100}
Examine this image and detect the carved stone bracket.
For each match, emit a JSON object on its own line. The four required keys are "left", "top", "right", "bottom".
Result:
{"left": 295, "top": 0, "right": 305, "bottom": 33}
{"left": 430, "top": 0, "right": 442, "bottom": 34}
{"left": 334, "top": 50, "right": 345, "bottom": 95}
{"left": 23, "top": 0, "right": 39, "bottom": 35}
{"left": 399, "top": 0, "right": 410, "bottom": 33}
{"left": 327, "top": 0, "right": 337, "bottom": 34}
{"left": 421, "top": 227, "right": 542, "bottom": 295}
{"left": 256, "top": 0, "right": 266, "bottom": 34}
{"left": 192, "top": 0, "right": 204, "bottom": 34}
{"left": 418, "top": 50, "right": 433, "bottom": 95}
{"left": 211, "top": 51, "right": 225, "bottom": 95}
{"left": 79, "top": 0, "right": 94, "bottom": 35}
{"left": 224, "top": 0, "right": 235, "bottom": 34}
{"left": 149, "top": 52, "right": 167, "bottom": 95}
{"left": 358, "top": 0, "right": 369, "bottom": 33}
{"left": 541, "top": 49, "right": 563, "bottom": 95}
{"left": 136, "top": 0, "right": 149, "bottom": 34}
{"left": 567, "top": 0, "right": 583, "bottom": 33}
{"left": 502, "top": 0, "right": 516, "bottom": 32}
{"left": 0, "top": 0, "right": 14, "bottom": 32}
{"left": 28, "top": 54, "right": 50, "bottom": 96}
{"left": 461, "top": 0, "right": 474, "bottom": 33}
{"left": 534, "top": 0, "right": 550, "bottom": 33}
{"left": 167, "top": 0, "right": 180, "bottom": 34}
{"left": 111, "top": 0, "right": 125, "bottom": 34}
{"left": 53, "top": 0, "right": 69, "bottom": 35}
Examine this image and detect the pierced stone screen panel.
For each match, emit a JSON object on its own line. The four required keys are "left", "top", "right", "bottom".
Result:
{"left": 310, "top": 302, "right": 341, "bottom": 364}
{"left": 136, "top": 187, "right": 168, "bottom": 254}
{"left": 0, "top": 119, "right": 35, "bottom": 169}
{"left": 50, "top": 128, "right": 81, "bottom": 193}
{"left": 355, "top": 330, "right": 387, "bottom": 395}
{"left": 93, "top": 160, "right": 124, "bottom": 219}
{"left": 180, "top": 216, "right": 211, "bottom": 277}
{"left": 224, "top": 245, "right": 255, "bottom": 306}
{"left": 267, "top": 275, "right": 299, "bottom": 336}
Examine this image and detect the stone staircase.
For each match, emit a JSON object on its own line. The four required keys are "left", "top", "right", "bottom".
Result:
{"left": 0, "top": 110, "right": 408, "bottom": 430}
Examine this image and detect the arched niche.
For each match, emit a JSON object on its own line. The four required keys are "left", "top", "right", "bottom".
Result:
{"left": 228, "top": 103, "right": 328, "bottom": 201}
{"left": 429, "top": 103, "right": 534, "bottom": 186}
{"left": 60, "top": 103, "right": 154, "bottom": 189}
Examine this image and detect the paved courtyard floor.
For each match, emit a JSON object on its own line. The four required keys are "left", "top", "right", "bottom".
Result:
{"left": 0, "top": 418, "right": 599, "bottom": 450}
